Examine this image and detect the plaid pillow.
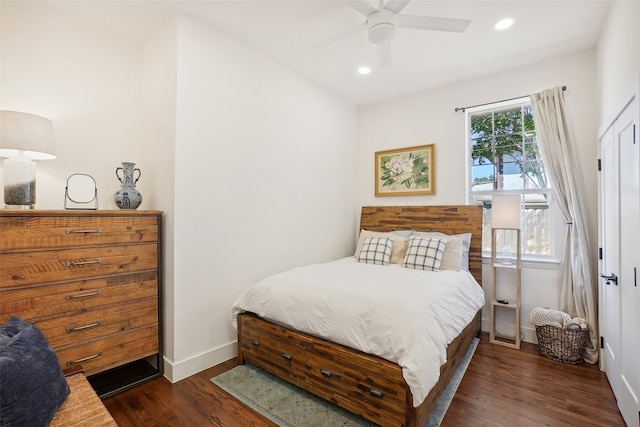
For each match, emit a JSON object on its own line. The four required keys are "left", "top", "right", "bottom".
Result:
{"left": 357, "top": 237, "right": 393, "bottom": 265}
{"left": 403, "top": 237, "right": 447, "bottom": 271}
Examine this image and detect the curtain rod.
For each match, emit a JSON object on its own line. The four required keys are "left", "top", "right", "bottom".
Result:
{"left": 454, "top": 86, "right": 566, "bottom": 113}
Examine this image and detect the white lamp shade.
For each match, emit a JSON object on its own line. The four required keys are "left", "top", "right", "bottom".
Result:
{"left": 492, "top": 194, "right": 521, "bottom": 229}
{"left": 0, "top": 110, "right": 56, "bottom": 160}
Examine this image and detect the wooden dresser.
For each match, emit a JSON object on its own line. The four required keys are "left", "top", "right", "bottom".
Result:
{"left": 0, "top": 210, "right": 163, "bottom": 397}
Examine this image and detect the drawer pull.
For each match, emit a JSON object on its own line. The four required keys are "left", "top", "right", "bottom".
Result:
{"left": 66, "top": 320, "right": 103, "bottom": 333}
{"left": 320, "top": 368, "right": 332, "bottom": 378}
{"left": 66, "top": 259, "right": 103, "bottom": 267}
{"left": 67, "top": 351, "right": 103, "bottom": 366}
{"left": 369, "top": 388, "right": 384, "bottom": 399}
{"left": 66, "top": 290, "right": 102, "bottom": 300}
{"left": 251, "top": 340, "right": 259, "bottom": 346}
{"left": 66, "top": 228, "right": 102, "bottom": 234}
{"left": 281, "top": 353, "right": 292, "bottom": 361}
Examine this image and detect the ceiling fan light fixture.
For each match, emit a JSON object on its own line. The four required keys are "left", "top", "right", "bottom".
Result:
{"left": 367, "top": 9, "right": 397, "bottom": 45}
{"left": 368, "top": 24, "right": 396, "bottom": 45}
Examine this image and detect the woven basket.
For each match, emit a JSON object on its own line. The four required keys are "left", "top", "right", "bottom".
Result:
{"left": 535, "top": 324, "right": 588, "bottom": 364}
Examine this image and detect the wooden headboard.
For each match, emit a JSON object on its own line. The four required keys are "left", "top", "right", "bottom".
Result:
{"left": 359, "top": 205, "right": 484, "bottom": 285}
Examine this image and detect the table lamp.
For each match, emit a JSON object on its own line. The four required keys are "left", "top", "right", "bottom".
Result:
{"left": 492, "top": 194, "right": 521, "bottom": 230}
{"left": 0, "top": 110, "right": 56, "bottom": 208}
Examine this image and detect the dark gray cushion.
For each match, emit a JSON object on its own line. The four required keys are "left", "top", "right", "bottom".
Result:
{"left": 0, "top": 316, "right": 70, "bottom": 426}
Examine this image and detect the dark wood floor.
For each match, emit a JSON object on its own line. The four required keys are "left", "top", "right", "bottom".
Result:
{"left": 104, "top": 333, "right": 625, "bottom": 427}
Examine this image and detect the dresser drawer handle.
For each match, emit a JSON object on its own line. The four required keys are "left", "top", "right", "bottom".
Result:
{"left": 66, "top": 290, "right": 102, "bottom": 300}
{"left": 250, "top": 340, "right": 259, "bottom": 346}
{"left": 320, "top": 368, "right": 332, "bottom": 378}
{"left": 66, "top": 320, "right": 103, "bottom": 333}
{"left": 281, "top": 353, "right": 292, "bottom": 361}
{"left": 67, "top": 351, "right": 103, "bottom": 366}
{"left": 66, "top": 259, "right": 103, "bottom": 267}
{"left": 369, "top": 388, "right": 384, "bottom": 399}
{"left": 66, "top": 228, "right": 102, "bottom": 234}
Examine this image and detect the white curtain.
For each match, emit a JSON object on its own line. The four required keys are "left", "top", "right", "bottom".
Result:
{"left": 530, "top": 87, "right": 598, "bottom": 363}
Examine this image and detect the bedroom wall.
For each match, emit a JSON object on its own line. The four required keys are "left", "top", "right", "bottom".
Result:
{"left": 0, "top": 1, "right": 144, "bottom": 208}
{"left": 160, "top": 14, "right": 358, "bottom": 380}
{"left": 1, "top": 2, "right": 359, "bottom": 382}
{"left": 596, "top": 0, "right": 640, "bottom": 128}
{"left": 356, "top": 50, "right": 599, "bottom": 343}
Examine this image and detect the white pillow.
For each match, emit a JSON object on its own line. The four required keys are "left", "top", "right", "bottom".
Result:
{"left": 356, "top": 237, "right": 393, "bottom": 265}
{"left": 354, "top": 230, "right": 408, "bottom": 264}
{"left": 402, "top": 237, "right": 447, "bottom": 271}
{"left": 410, "top": 232, "right": 472, "bottom": 271}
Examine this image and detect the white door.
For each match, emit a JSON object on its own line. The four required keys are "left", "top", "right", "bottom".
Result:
{"left": 599, "top": 97, "right": 640, "bottom": 427}
{"left": 600, "top": 119, "right": 621, "bottom": 395}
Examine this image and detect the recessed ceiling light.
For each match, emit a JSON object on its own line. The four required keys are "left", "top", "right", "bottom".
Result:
{"left": 358, "top": 66, "right": 371, "bottom": 75}
{"left": 494, "top": 18, "right": 514, "bottom": 30}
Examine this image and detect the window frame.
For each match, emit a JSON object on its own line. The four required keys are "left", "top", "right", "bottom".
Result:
{"left": 464, "top": 97, "right": 560, "bottom": 264}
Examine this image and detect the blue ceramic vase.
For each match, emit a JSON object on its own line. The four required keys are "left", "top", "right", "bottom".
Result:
{"left": 114, "top": 162, "right": 142, "bottom": 209}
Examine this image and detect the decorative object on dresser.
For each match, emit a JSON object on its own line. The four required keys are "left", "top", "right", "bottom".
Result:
{"left": 0, "top": 209, "right": 163, "bottom": 398}
{"left": 0, "top": 110, "right": 56, "bottom": 208}
{"left": 374, "top": 144, "right": 435, "bottom": 196}
{"left": 65, "top": 174, "right": 99, "bottom": 210}
{"left": 114, "top": 162, "right": 143, "bottom": 210}
{"left": 234, "top": 205, "right": 484, "bottom": 427}
{"left": 489, "top": 194, "right": 522, "bottom": 349}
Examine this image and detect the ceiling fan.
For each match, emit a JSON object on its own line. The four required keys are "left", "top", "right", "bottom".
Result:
{"left": 313, "top": 0, "right": 471, "bottom": 67}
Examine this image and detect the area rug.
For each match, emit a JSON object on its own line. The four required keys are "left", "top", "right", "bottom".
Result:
{"left": 211, "top": 337, "right": 478, "bottom": 427}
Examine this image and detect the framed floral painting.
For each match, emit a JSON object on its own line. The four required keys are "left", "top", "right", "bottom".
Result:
{"left": 375, "top": 144, "right": 435, "bottom": 196}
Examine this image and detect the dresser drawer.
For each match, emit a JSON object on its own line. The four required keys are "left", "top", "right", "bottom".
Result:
{"left": 0, "top": 244, "right": 158, "bottom": 288}
{"left": 0, "top": 216, "right": 158, "bottom": 252}
{"left": 305, "top": 349, "right": 406, "bottom": 426}
{"left": 0, "top": 272, "right": 158, "bottom": 321}
{"left": 240, "top": 324, "right": 306, "bottom": 382}
{"left": 57, "top": 325, "right": 159, "bottom": 376}
{"left": 33, "top": 298, "right": 158, "bottom": 349}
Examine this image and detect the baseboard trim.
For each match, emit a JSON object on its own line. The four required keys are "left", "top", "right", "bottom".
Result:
{"left": 163, "top": 341, "right": 237, "bottom": 383}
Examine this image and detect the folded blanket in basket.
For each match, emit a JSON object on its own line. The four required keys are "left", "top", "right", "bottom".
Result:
{"left": 567, "top": 317, "right": 588, "bottom": 329}
{"left": 529, "top": 307, "right": 572, "bottom": 328}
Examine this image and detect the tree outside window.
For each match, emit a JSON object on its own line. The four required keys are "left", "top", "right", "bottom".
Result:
{"left": 467, "top": 101, "right": 553, "bottom": 257}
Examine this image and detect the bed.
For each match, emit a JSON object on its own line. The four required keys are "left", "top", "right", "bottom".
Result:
{"left": 232, "top": 205, "right": 484, "bottom": 427}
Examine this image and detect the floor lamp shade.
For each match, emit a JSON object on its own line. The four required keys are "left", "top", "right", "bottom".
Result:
{"left": 0, "top": 110, "right": 56, "bottom": 207}
{"left": 491, "top": 194, "right": 521, "bottom": 229}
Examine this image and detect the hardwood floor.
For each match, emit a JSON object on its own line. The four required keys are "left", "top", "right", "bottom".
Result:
{"left": 104, "top": 333, "right": 625, "bottom": 427}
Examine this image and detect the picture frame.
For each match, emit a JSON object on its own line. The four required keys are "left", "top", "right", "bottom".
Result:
{"left": 374, "top": 144, "right": 435, "bottom": 197}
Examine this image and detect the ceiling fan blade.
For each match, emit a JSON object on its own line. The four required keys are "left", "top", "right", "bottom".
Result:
{"left": 397, "top": 14, "right": 471, "bottom": 32}
{"left": 385, "top": 0, "right": 412, "bottom": 14}
{"left": 378, "top": 44, "right": 392, "bottom": 67}
{"left": 308, "top": 22, "right": 367, "bottom": 50}
{"left": 345, "top": 0, "right": 378, "bottom": 17}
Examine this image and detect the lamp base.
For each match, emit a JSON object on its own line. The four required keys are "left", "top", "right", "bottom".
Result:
{"left": 3, "top": 203, "right": 34, "bottom": 210}
{"left": 3, "top": 155, "right": 36, "bottom": 207}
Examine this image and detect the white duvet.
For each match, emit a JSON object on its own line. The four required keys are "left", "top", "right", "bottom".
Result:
{"left": 231, "top": 257, "right": 485, "bottom": 407}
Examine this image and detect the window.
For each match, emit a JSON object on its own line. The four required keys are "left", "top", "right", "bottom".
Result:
{"left": 466, "top": 98, "right": 554, "bottom": 259}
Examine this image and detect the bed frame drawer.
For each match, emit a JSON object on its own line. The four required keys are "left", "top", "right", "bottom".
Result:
{"left": 240, "top": 324, "right": 306, "bottom": 382}
{"left": 305, "top": 349, "right": 406, "bottom": 426}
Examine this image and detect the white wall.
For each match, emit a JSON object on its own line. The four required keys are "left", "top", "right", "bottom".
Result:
{"left": 1, "top": 3, "right": 358, "bottom": 382}
{"left": 356, "top": 50, "right": 599, "bottom": 342}
{"left": 162, "top": 14, "right": 358, "bottom": 380}
{"left": 0, "top": 1, "right": 144, "bottom": 208}
{"left": 597, "top": 1, "right": 640, "bottom": 128}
